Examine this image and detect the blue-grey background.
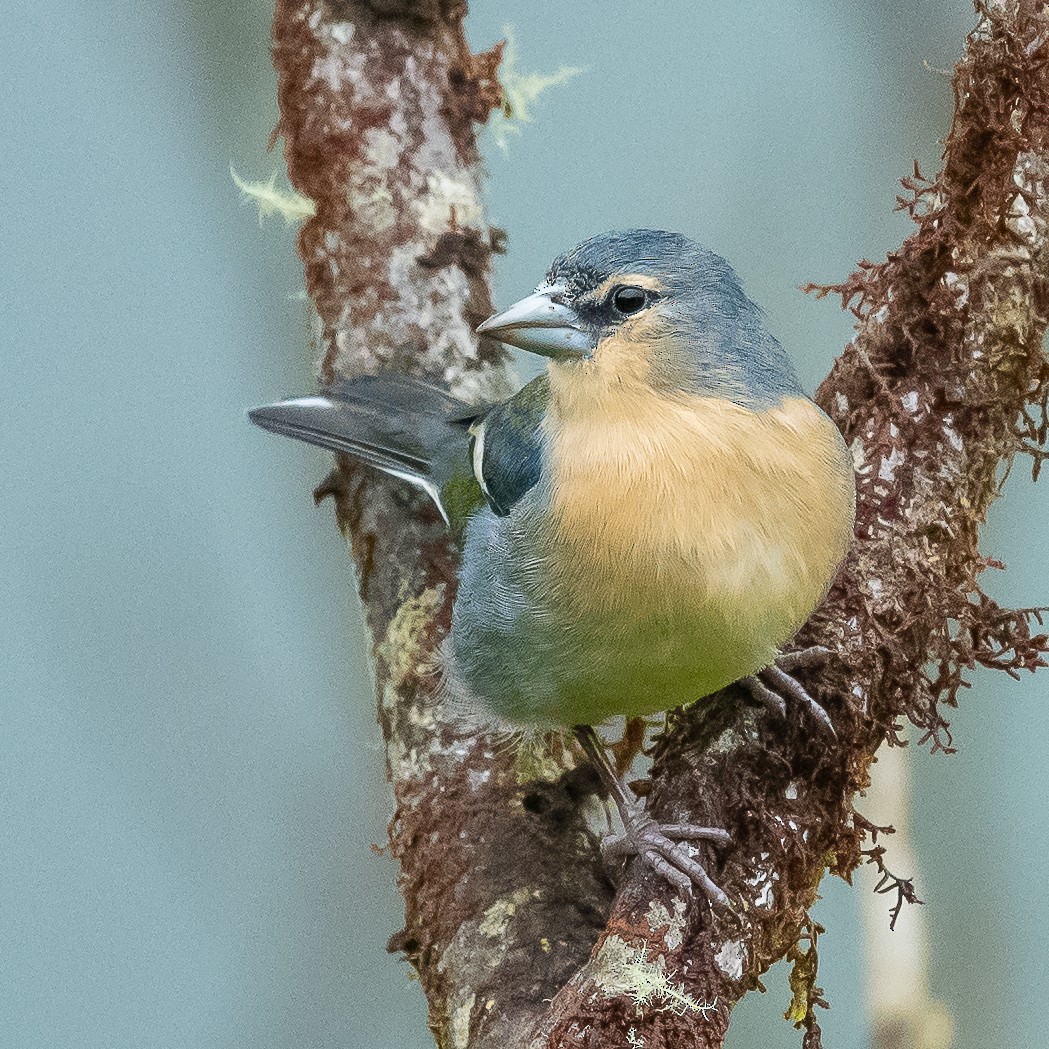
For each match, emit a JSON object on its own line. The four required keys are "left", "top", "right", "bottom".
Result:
{"left": 3, "top": 2, "right": 1045, "bottom": 1047}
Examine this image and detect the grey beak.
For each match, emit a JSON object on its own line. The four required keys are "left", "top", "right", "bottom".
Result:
{"left": 476, "top": 286, "right": 596, "bottom": 360}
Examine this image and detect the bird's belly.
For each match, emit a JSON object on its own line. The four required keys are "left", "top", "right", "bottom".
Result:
{"left": 450, "top": 530, "right": 808, "bottom": 727}
{"left": 529, "top": 595, "right": 779, "bottom": 725}
{"left": 520, "top": 517, "right": 821, "bottom": 725}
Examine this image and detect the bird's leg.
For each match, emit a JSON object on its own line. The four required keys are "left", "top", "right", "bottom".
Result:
{"left": 608, "top": 715, "right": 649, "bottom": 778}
{"left": 742, "top": 645, "right": 836, "bottom": 735}
{"left": 573, "top": 725, "right": 732, "bottom": 908}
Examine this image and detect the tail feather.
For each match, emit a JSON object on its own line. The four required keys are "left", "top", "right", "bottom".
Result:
{"left": 248, "top": 374, "right": 481, "bottom": 524}
{"left": 248, "top": 398, "right": 428, "bottom": 473}
{"left": 325, "top": 374, "right": 473, "bottom": 419}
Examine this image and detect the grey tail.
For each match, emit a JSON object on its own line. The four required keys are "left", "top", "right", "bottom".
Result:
{"left": 248, "top": 374, "right": 480, "bottom": 522}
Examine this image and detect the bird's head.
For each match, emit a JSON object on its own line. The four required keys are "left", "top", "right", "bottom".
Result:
{"left": 477, "top": 229, "right": 802, "bottom": 406}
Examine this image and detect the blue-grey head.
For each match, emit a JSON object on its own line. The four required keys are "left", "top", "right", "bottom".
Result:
{"left": 477, "top": 229, "right": 802, "bottom": 407}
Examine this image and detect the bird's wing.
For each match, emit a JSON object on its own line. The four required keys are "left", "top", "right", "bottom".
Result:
{"left": 468, "top": 373, "right": 548, "bottom": 517}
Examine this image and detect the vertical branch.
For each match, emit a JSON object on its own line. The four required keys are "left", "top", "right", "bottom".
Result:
{"left": 271, "top": 4, "right": 611, "bottom": 1048}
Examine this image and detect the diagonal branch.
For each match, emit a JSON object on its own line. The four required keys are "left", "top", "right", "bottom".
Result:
{"left": 269, "top": 3, "right": 1049, "bottom": 1048}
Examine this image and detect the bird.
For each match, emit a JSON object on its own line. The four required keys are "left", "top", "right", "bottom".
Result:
{"left": 250, "top": 229, "right": 856, "bottom": 905}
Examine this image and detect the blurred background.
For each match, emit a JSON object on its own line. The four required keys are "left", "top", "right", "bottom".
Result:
{"left": 3, "top": 2, "right": 1046, "bottom": 1046}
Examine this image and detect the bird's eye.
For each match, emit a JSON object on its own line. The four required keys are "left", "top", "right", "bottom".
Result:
{"left": 611, "top": 285, "right": 648, "bottom": 315}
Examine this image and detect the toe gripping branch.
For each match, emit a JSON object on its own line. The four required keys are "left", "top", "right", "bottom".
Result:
{"left": 573, "top": 725, "right": 733, "bottom": 908}
{"left": 742, "top": 645, "right": 837, "bottom": 736}
{"left": 572, "top": 648, "right": 836, "bottom": 905}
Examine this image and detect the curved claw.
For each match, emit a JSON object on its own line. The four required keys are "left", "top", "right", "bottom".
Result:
{"left": 775, "top": 645, "right": 832, "bottom": 671}
{"left": 742, "top": 675, "right": 787, "bottom": 720}
{"left": 741, "top": 647, "right": 837, "bottom": 737}
{"left": 643, "top": 849, "right": 695, "bottom": 895}
{"left": 659, "top": 824, "right": 733, "bottom": 845}
{"left": 762, "top": 664, "right": 836, "bottom": 737}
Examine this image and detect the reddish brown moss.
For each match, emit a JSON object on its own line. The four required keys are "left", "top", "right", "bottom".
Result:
{"left": 540, "top": 5, "right": 1049, "bottom": 1047}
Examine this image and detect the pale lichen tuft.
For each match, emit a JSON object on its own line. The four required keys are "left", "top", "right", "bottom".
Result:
{"left": 230, "top": 166, "right": 316, "bottom": 225}
{"left": 488, "top": 26, "right": 582, "bottom": 151}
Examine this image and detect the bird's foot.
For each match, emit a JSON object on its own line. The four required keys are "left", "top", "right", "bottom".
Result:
{"left": 602, "top": 812, "right": 732, "bottom": 907}
{"left": 574, "top": 725, "right": 733, "bottom": 907}
{"left": 742, "top": 645, "right": 836, "bottom": 736}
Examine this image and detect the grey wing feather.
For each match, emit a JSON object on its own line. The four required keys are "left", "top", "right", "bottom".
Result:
{"left": 249, "top": 372, "right": 548, "bottom": 523}
{"left": 473, "top": 374, "right": 549, "bottom": 516}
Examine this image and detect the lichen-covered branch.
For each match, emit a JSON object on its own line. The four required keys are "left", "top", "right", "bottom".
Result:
{"left": 272, "top": 4, "right": 612, "bottom": 1047}
{"left": 270, "top": 3, "right": 1049, "bottom": 1048}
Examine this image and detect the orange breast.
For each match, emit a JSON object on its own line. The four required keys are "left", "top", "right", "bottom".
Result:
{"left": 541, "top": 373, "right": 855, "bottom": 676}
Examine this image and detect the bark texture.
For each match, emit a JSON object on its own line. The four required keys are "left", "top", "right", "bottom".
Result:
{"left": 272, "top": 5, "right": 613, "bottom": 1048}
{"left": 270, "top": 2, "right": 1049, "bottom": 1047}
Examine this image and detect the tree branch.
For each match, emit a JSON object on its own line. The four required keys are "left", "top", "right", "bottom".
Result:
{"left": 270, "top": 2, "right": 1049, "bottom": 1047}
{"left": 272, "top": 4, "right": 613, "bottom": 1047}
{"left": 859, "top": 747, "right": 953, "bottom": 1049}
